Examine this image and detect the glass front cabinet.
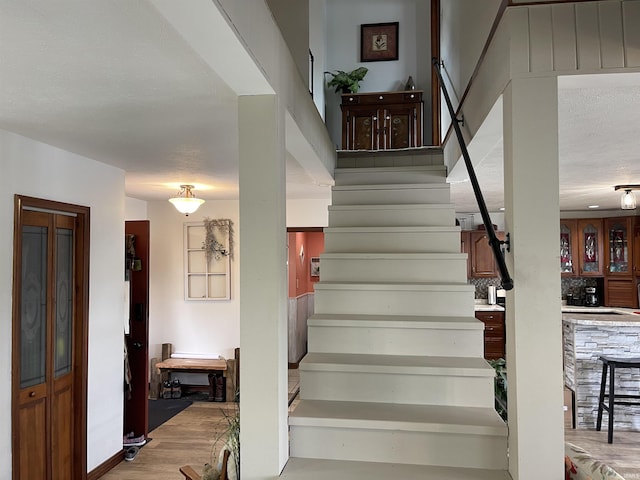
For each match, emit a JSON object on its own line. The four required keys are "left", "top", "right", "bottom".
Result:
{"left": 577, "top": 219, "right": 603, "bottom": 277}
{"left": 560, "top": 219, "right": 578, "bottom": 276}
{"left": 604, "top": 217, "right": 633, "bottom": 276}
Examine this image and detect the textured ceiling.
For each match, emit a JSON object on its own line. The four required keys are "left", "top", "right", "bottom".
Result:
{"left": 1, "top": 2, "right": 638, "bottom": 212}
{"left": 449, "top": 72, "right": 640, "bottom": 213}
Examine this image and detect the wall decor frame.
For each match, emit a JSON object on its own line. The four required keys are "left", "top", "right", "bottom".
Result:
{"left": 183, "top": 222, "right": 231, "bottom": 301}
{"left": 361, "top": 22, "right": 399, "bottom": 62}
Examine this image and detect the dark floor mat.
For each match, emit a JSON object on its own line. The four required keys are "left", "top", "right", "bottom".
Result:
{"left": 148, "top": 398, "right": 193, "bottom": 432}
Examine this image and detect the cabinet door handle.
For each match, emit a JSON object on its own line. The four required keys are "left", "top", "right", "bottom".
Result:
{"left": 29, "top": 391, "right": 36, "bottom": 398}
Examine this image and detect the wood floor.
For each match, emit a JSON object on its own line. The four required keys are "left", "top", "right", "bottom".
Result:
{"left": 99, "top": 372, "right": 640, "bottom": 479}
{"left": 101, "top": 401, "right": 238, "bottom": 480}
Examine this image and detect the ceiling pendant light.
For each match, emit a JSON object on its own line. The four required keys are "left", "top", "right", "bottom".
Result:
{"left": 169, "top": 184, "right": 205, "bottom": 215}
{"left": 614, "top": 185, "right": 639, "bottom": 210}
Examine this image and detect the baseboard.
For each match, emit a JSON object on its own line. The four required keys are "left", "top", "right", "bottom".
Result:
{"left": 87, "top": 449, "right": 124, "bottom": 480}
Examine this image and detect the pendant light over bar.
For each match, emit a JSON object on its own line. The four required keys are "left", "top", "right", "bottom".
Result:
{"left": 169, "top": 184, "right": 205, "bottom": 215}
{"left": 614, "top": 184, "right": 639, "bottom": 210}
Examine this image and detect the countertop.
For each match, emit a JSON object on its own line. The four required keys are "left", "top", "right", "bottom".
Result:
{"left": 562, "top": 305, "right": 640, "bottom": 325}
{"left": 474, "top": 301, "right": 505, "bottom": 312}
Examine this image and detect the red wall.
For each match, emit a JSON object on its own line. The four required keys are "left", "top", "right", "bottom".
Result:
{"left": 288, "top": 231, "right": 324, "bottom": 298}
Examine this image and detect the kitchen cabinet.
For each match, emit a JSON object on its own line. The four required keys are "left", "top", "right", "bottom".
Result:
{"left": 604, "top": 217, "right": 634, "bottom": 277}
{"left": 475, "top": 311, "right": 505, "bottom": 360}
{"left": 603, "top": 217, "right": 637, "bottom": 308}
{"left": 635, "top": 223, "right": 640, "bottom": 274}
{"left": 604, "top": 278, "right": 638, "bottom": 308}
{"left": 341, "top": 90, "right": 423, "bottom": 150}
{"left": 469, "top": 230, "right": 504, "bottom": 278}
{"left": 576, "top": 219, "right": 603, "bottom": 276}
{"left": 560, "top": 219, "right": 579, "bottom": 276}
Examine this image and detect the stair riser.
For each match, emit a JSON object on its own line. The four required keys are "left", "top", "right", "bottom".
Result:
{"left": 336, "top": 153, "right": 444, "bottom": 169}
{"left": 328, "top": 207, "right": 455, "bottom": 228}
{"left": 319, "top": 257, "right": 467, "bottom": 283}
{"left": 307, "top": 326, "right": 484, "bottom": 357}
{"left": 323, "top": 230, "right": 461, "bottom": 254}
{"left": 314, "top": 289, "right": 474, "bottom": 317}
{"left": 334, "top": 169, "right": 447, "bottom": 186}
{"left": 289, "top": 427, "right": 508, "bottom": 469}
{"left": 331, "top": 186, "right": 450, "bottom": 205}
{"left": 299, "top": 371, "right": 494, "bottom": 407}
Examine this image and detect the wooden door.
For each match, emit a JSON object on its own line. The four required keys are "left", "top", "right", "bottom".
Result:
{"left": 382, "top": 104, "right": 418, "bottom": 150}
{"left": 124, "top": 221, "right": 150, "bottom": 439}
{"left": 345, "top": 106, "right": 379, "bottom": 150}
{"left": 12, "top": 196, "right": 88, "bottom": 480}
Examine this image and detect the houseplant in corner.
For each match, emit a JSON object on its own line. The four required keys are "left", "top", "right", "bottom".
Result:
{"left": 325, "top": 67, "right": 368, "bottom": 94}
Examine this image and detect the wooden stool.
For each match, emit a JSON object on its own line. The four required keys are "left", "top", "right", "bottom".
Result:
{"left": 596, "top": 355, "right": 640, "bottom": 443}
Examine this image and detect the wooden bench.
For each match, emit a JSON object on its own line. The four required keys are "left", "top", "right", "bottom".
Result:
{"left": 156, "top": 358, "right": 227, "bottom": 401}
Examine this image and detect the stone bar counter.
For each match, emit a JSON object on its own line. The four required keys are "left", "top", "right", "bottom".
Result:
{"left": 563, "top": 308, "right": 640, "bottom": 430}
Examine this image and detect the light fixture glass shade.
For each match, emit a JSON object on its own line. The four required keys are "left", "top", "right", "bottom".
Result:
{"left": 621, "top": 189, "right": 637, "bottom": 210}
{"left": 169, "top": 185, "right": 205, "bottom": 215}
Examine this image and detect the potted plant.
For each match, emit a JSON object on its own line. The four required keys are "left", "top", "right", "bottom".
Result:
{"left": 325, "top": 67, "right": 368, "bottom": 94}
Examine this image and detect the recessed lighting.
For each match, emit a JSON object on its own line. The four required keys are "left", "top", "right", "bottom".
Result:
{"left": 588, "top": 205, "right": 599, "bottom": 209}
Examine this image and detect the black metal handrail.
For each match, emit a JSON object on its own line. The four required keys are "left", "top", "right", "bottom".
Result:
{"left": 432, "top": 58, "right": 513, "bottom": 291}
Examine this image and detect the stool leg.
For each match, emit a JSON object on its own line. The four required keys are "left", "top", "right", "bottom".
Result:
{"left": 607, "top": 365, "right": 615, "bottom": 444}
{"left": 596, "top": 362, "right": 608, "bottom": 431}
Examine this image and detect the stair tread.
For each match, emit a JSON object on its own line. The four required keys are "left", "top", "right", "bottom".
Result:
{"left": 300, "top": 352, "right": 494, "bottom": 376}
{"left": 337, "top": 146, "right": 443, "bottom": 156}
{"left": 314, "top": 282, "right": 474, "bottom": 291}
{"left": 290, "top": 400, "right": 507, "bottom": 435}
{"left": 328, "top": 203, "right": 454, "bottom": 210}
{"left": 308, "top": 313, "right": 483, "bottom": 330}
{"left": 335, "top": 165, "right": 446, "bottom": 173}
{"left": 280, "top": 458, "right": 511, "bottom": 480}
{"left": 332, "top": 183, "right": 449, "bottom": 191}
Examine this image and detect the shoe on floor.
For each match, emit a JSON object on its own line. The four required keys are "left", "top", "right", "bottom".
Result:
{"left": 123, "top": 434, "right": 146, "bottom": 447}
{"left": 124, "top": 446, "right": 139, "bottom": 462}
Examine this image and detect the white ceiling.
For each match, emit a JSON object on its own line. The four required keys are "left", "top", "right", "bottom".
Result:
{"left": 1, "top": 2, "right": 639, "bottom": 213}
{"left": 449, "top": 72, "right": 640, "bottom": 213}
{"left": 0, "top": 0, "right": 328, "bottom": 203}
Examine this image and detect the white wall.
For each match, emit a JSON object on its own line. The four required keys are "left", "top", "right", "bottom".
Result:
{"left": 147, "top": 200, "right": 240, "bottom": 362}
{"left": 325, "top": 0, "right": 431, "bottom": 147}
{"left": 287, "top": 198, "right": 330, "bottom": 227}
{"left": 125, "top": 197, "right": 148, "bottom": 220}
{"left": 0, "top": 129, "right": 125, "bottom": 475}
{"left": 310, "top": 0, "right": 327, "bottom": 117}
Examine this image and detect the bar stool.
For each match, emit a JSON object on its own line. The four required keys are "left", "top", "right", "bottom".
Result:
{"left": 596, "top": 355, "right": 640, "bottom": 443}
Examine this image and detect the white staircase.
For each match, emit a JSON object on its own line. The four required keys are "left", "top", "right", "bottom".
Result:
{"left": 281, "top": 148, "right": 510, "bottom": 479}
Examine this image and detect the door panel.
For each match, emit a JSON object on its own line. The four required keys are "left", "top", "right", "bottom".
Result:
{"left": 18, "top": 396, "right": 47, "bottom": 480}
{"left": 13, "top": 199, "right": 87, "bottom": 480}
{"left": 52, "top": 375, "right": 73, "bottom": 479}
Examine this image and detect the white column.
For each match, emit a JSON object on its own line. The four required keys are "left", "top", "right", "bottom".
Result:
{"left": 238, "top": 95, "right": 289, "bottom": 478}
{"left": 503, "top": 76, "right": 564, "bottom": 480}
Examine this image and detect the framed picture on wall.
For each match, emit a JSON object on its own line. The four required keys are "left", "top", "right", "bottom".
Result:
{"left": 361, "top": 22, "right": 399, "bottom": 62}
{"left": 310, "top": 257, "right": 320, "bottom": 277}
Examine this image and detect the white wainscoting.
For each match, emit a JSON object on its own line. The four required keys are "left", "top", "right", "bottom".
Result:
{"left": 288, "top": 293, "right": 314, "bottom": 364}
